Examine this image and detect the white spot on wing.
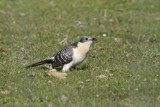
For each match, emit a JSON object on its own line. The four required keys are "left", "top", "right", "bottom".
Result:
{"left": 51, "top": 56, "right": 55, "bottom": 60}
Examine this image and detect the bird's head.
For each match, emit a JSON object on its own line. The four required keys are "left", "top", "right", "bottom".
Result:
{"left": 76, "top": 36, "right": 97, "bottom": 54}
{"left": 80, "top": 36, "right": 97, "bottom": 43}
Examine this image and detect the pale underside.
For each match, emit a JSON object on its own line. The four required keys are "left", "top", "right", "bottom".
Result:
{"left": 62, "top": 41, "right": 92, "bottom": 72}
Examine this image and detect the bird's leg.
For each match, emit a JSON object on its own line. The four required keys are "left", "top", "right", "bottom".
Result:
{"left": 49, "top": 64, "right": 57, "bottom": 72}
{"left": 62, "top": 62, "right": 73, "bottom": 72}
{"left": 70, "top": 66, "right": 78, "bottom": 70}
{"left": 49, "top": 64, "right": 53, "bottom": 70}
{"left": 72, "top": 66, "right": 76, "bottom": 69}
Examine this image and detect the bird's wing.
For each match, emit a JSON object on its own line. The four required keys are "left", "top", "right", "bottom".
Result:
{"left": 51, "top": 42, "right": 78, "bottom": 67}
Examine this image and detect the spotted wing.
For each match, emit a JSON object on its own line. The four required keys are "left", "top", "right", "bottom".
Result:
{"left": 53, "top": 47, "right": 72, "bottom": 66}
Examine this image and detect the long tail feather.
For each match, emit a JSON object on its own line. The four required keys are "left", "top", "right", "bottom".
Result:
{"left": 26, "top": 59, "right": 53, "bottom": 69}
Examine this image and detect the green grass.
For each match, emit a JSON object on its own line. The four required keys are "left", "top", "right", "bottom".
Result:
{"left": 0, "top": 0, "right": 160, "bottom": 106}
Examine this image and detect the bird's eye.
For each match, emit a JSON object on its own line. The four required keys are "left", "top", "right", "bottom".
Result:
{"left": 85, "top": 38, "right": 88, "bottom": 40}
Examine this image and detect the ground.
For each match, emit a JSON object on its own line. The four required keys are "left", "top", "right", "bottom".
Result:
{"left": 0, "top": 0, "right": 160, "bottom": 107}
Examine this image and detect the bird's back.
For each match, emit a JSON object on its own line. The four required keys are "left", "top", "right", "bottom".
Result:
{"left": 51, "top": 42, "right": 78, "bottom": 67}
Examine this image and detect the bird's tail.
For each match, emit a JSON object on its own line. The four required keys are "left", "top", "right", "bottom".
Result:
{"left": 26, "top": 59, "right": 53, "bottom": 69}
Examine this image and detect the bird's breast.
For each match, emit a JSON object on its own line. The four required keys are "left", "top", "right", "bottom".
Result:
{"left": 72, "top": 48, "right": 87, "bottom": 65}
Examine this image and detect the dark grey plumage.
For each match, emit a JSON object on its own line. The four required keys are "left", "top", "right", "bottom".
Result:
{"left": 26, "top": 42, "right": 78, "bottom": 69}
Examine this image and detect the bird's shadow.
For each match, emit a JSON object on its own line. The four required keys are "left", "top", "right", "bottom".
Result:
{"left": 39, "top": 66, "right": 62, "bottom": 71}
{"left": 71, "top": 65, "right": 89, "bottom": 71}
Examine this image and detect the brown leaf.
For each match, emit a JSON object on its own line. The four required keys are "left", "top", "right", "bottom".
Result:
{"left": 48, "top": 102, "right": 54, "bottom": 107}
{"left": 1, "top": 90, "right": 10, "bottom": 95}
{"left": 60, "top": 95, "right": 68, "bottom": 103}
{"left": 96, "top": 74, "right": 107, "bottom": 79}
{"left": 0, "top": 48, "right": 7, "bottom": 53}
{"left": 48, "top": 69, "right": 67, "bottom": 79}
{"left": 113, "top": 37, "right": 122, "bottom": 43}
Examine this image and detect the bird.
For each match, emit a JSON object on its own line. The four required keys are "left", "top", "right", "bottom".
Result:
{"left": 26, "top": 36, "right": 97, "bottom": 72}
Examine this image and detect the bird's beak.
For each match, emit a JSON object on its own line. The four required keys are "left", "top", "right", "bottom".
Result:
{"left": 92, "top": 38, "right": 97, "bottom": 41}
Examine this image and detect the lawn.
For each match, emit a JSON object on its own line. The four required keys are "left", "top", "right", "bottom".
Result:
{"left": 0, "top": 0, "right": 160, "bottom": 107}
